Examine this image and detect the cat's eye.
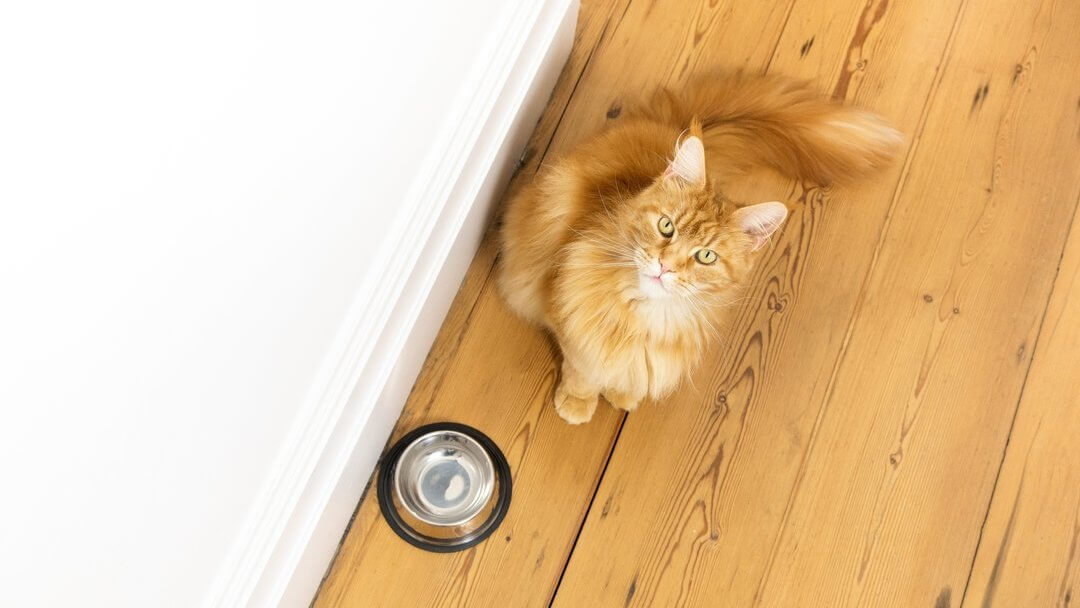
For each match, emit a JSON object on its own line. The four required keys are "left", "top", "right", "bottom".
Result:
{"left": 695, "top": 249, "right": 717, "bottom": 265}
{"left": 657, "top": 216, "right": 675, "bottom": 238}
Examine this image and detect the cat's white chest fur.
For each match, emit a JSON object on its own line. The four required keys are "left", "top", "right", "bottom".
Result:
{"left": 635, "top": 298, "right": 697, "bottom": 341}
{"left": 634, "top": 300, "right": 700, "bottom": 397}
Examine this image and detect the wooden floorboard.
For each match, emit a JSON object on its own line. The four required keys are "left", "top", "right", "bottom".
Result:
{"left": 314, "top": 0, "right": 1080, "bottom": 606}
{"left": 961, "top": 194, "right": 1080, "bottom": 601}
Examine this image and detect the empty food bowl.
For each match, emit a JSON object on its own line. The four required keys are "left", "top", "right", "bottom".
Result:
{"left": 377, "top": 422, "right": 511, "bottom": 552}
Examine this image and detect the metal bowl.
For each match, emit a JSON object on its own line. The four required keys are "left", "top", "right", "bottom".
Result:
{"left": 377, "top": 422, "right": 511, "bottom": 552}
{"left": 393, "top": 429, "right": 494, "bottom": 526}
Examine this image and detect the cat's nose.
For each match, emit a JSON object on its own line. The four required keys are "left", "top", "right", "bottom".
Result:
{"left": 657, "top": 260, "right": 672, "bottom": 275}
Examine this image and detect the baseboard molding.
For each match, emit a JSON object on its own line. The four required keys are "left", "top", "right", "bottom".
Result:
{"left": 201, "top": 1, "right": 579, "bottom": 606}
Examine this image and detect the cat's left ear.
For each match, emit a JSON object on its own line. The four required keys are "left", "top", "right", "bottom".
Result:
{"left": 664, "top": 133, "right": 706, "bottom": 186}
{"left": 732, "top": 202, "right": 788, "bottom": 251}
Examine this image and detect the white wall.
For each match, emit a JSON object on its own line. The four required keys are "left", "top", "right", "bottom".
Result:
{"left": 0, "top": 0, "right": 574, "bottom": 606}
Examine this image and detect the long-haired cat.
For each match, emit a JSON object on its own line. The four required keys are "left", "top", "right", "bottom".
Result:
{"left": 498, "top": 70, "right": 901, "bottom": 424}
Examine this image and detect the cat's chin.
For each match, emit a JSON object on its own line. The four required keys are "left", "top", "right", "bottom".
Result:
{"left": 638, "top": 273, "right": 674, "bottom": 300}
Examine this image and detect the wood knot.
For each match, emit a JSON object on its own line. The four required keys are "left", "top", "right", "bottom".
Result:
{"left": 600, "top": 495, "right": 613, "bottom": 519}
{"left": 606, "top": 104, "right": 622, "bottom": 119}
{"left": 970, "top": 82, "right": 990, "bottom": 114}
{"left": 934, "top": 586, "right": 952, "bottom": 608}
{"left": 624, "top": 575, "right": 638, "bottom": 606}
{"left": 713, "top": 394, "right": 729, "bottom": 418}
{"left": 923, "top": 294, "right": 933, "bottom": 303}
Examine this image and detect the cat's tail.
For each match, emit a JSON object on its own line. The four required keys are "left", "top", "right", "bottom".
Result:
{"left": 638, "top": 71, "right": 903, "bottom": 185}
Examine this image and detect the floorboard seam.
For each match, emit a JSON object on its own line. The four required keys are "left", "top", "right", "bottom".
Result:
{"left": 547, "top": 413, "right": 629, "bottom": 607}
{"left": 762, "top": 0, "right": 799, "bottom": 74}
{"left": 958, "top": 189, "right": 1080, "bottom": 606}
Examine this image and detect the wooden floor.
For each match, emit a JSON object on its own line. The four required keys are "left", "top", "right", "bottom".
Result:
{"left": 315, "top": 0, "right": 1080, "bottom": 605}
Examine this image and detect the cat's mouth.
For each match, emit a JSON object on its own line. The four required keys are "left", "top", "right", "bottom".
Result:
{"left": 638, "top": 271, "right": 673, "bottom": 298}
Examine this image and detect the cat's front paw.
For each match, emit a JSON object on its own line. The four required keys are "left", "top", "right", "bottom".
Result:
{"left": 554, "top": 385, "right": 597, "bottom": 425}
{"left": 603, "top": 390, "right": 640, "bottom": 413}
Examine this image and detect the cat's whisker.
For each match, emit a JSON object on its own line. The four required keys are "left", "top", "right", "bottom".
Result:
{"left": 682, "top": 367, "right": 700, "bottom": 394}
{"left": 567, "top": 238, "right": 638, "bottom": 262}
{"left": 594, "top": 188, "right": 637, "bottom": 249}
{"left": 710, "top": 295, "right": 755, "bottom": 310}
{"left": 563, "top": 223, "right": 635, "bottom": 254}
{"left": 681, "top": 285, "right": 754, "bottom": 311}
{"left": 684, "top": 299, "right": 720, "bottom": 337}
{"left": 676, "top": 289, "right": 719, "bottom": 331}
{"left": 563, "top": 262, "right": 639, "bottom": 270}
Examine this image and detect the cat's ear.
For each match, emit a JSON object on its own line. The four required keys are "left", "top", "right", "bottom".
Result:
{"left": 663, "top": 134, "right": 706, "bottom": 186}
{"left": 732, "top": 202, "right": 788, "bottom": 251}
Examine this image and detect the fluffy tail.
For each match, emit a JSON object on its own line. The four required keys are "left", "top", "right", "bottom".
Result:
{"left": 638, "top": 71, "right": 903, "bottom": 185}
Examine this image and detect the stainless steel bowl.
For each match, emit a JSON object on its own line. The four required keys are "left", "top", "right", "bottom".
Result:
{"left": 393, "top": 430, "right": 495, "bottom": 526}
{"left": 378, "top": 423, "right": 511, "bottom": 552}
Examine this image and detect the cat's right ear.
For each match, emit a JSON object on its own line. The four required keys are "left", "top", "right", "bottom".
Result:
{"left": 663, "top": 135, "right": 706, "bottom": 186}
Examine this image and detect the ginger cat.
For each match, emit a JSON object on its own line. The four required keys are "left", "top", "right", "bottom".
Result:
{"left": 498, "top": 71, "right": 901, "bottom": 424}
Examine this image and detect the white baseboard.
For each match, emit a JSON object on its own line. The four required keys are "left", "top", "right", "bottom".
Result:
{"left": 201, "top": 1, "right": 579, "bottom": 606}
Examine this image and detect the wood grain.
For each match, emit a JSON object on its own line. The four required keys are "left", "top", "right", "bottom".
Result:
{"left": 316, "top": 0, "right": 1080, "bottom": 606}
{"left": 552, "top": 0, "right": 1080, "bottom": 606}
{"left": 962, "top": 202, "right": 1080, "bottom": 607}
{"left": 551, "top": 0, "right": 968, "bottom": 603}
{"left": 752, "top": 0, "right": 1080, "bottom": 603}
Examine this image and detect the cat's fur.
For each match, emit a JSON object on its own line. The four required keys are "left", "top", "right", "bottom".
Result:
{"left": 498, "top": 70, "right": 901, "bottom": 424}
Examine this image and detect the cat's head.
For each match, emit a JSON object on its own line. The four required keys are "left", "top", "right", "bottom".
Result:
{"left": 617, "top": 129, "right": 788, "bottom": 304}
